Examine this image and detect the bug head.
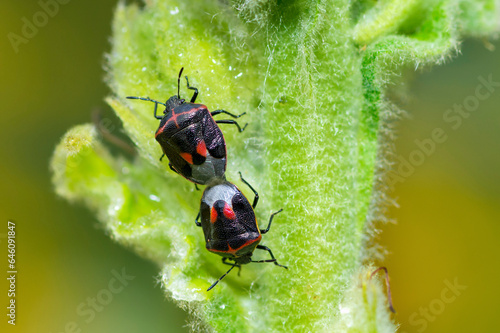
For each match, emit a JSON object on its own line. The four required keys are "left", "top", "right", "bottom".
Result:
{"left": 165, "top": 95, "right": 185, "bottom": 112}
{"left": 233, "top": 254, "right": 252, "bottom": 265}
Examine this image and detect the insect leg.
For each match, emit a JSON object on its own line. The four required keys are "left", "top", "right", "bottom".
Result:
{"left": 211, "top": 110, "right": 246, "bottom": 118}
{"left": 215, "top": 120, "right": 248, "bottom": 133}
{"left": 255, "top": 245, "right": 288, "bottom": 269}
{"left": 195, "top": 212, "right": 201, "bottom": 227}
{"left": 238, "top": 172, "right": 259, "bottom": 209}
{"left": 168, "top": 163, "right": 179, "bottom": 175}
{"left": 260, "top": 209, "right": 283, "bottom": 234}
{"left": 207, "top": 263, "right": 237, "bottom": 291}
{"left": 184, "top": 75, "right": 199, "bottom": 103}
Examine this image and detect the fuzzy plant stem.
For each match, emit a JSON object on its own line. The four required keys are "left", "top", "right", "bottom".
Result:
{"left": 51, "top": 0, "right": 499, "bottom": 332}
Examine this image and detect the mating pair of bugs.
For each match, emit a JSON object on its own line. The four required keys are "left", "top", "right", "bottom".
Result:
{"left": 127, "top": 68, "right": 287, "bottom": 291}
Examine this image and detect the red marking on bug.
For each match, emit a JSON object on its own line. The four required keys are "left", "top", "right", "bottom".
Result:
{"left": 209, "top": 235, "right": 262, "bottom": 256}
{"left": 210, "top": 207, "right": 218, "bottom": 223}
{"left": 180, "top": 152, "right": 193, "bottom": 164}
{"left": 196, "top": 140, "right": 207, "bottom": 157}
{"left": 223, "top": 203, "right": 236, "bottom": 220}
{"left": 155, "top": 105, "right": 207, "bottom": 137}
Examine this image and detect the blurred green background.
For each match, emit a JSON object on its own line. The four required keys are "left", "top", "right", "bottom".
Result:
{"left": 0, "top": 1, "right": 498, "bottom": 332}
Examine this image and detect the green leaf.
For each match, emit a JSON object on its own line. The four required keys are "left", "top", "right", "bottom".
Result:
{"left": 52, "top": 0, "right": 499, "bottom": 331}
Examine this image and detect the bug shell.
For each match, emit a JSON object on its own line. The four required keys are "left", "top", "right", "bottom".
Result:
{"left": 155, "top": 102, "right": 227, "bottom": 184}
{"left": 200, "top": 180, "right": 261, "bottom": 258}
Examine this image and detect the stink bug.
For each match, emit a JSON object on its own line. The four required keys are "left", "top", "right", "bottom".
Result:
{"left": 196, "top": 172, "right": 287, "bottom": 291}
{"left": 126, "top": 68, "right": 247, "bottom": 184}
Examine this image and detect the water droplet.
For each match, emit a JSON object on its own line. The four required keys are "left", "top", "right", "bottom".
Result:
{"left": 149, "top": 194, "right": 160, "bottom": 202}
{"left": 340, "top": 305, "right": 350, "bottom": 314}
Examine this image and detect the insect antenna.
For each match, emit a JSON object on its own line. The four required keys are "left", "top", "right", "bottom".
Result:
{"left": 126, "top": 96, "right": 166, "bottom": 119}
{"left": 207, "top": 264, "right": 237, "bottom": 291}
{"left": 177, "top": 67, "right": 184, "bottom": 99}
{"left": 125, "top": 96, "right": 166, "bottom": 106}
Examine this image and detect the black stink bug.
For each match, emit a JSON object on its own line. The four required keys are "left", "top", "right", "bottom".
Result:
{"left": 126, "top": 68, "right": 247, "bottom": 184}
{"left": 196, "top": 172, "right": 287, "bottom": 291}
